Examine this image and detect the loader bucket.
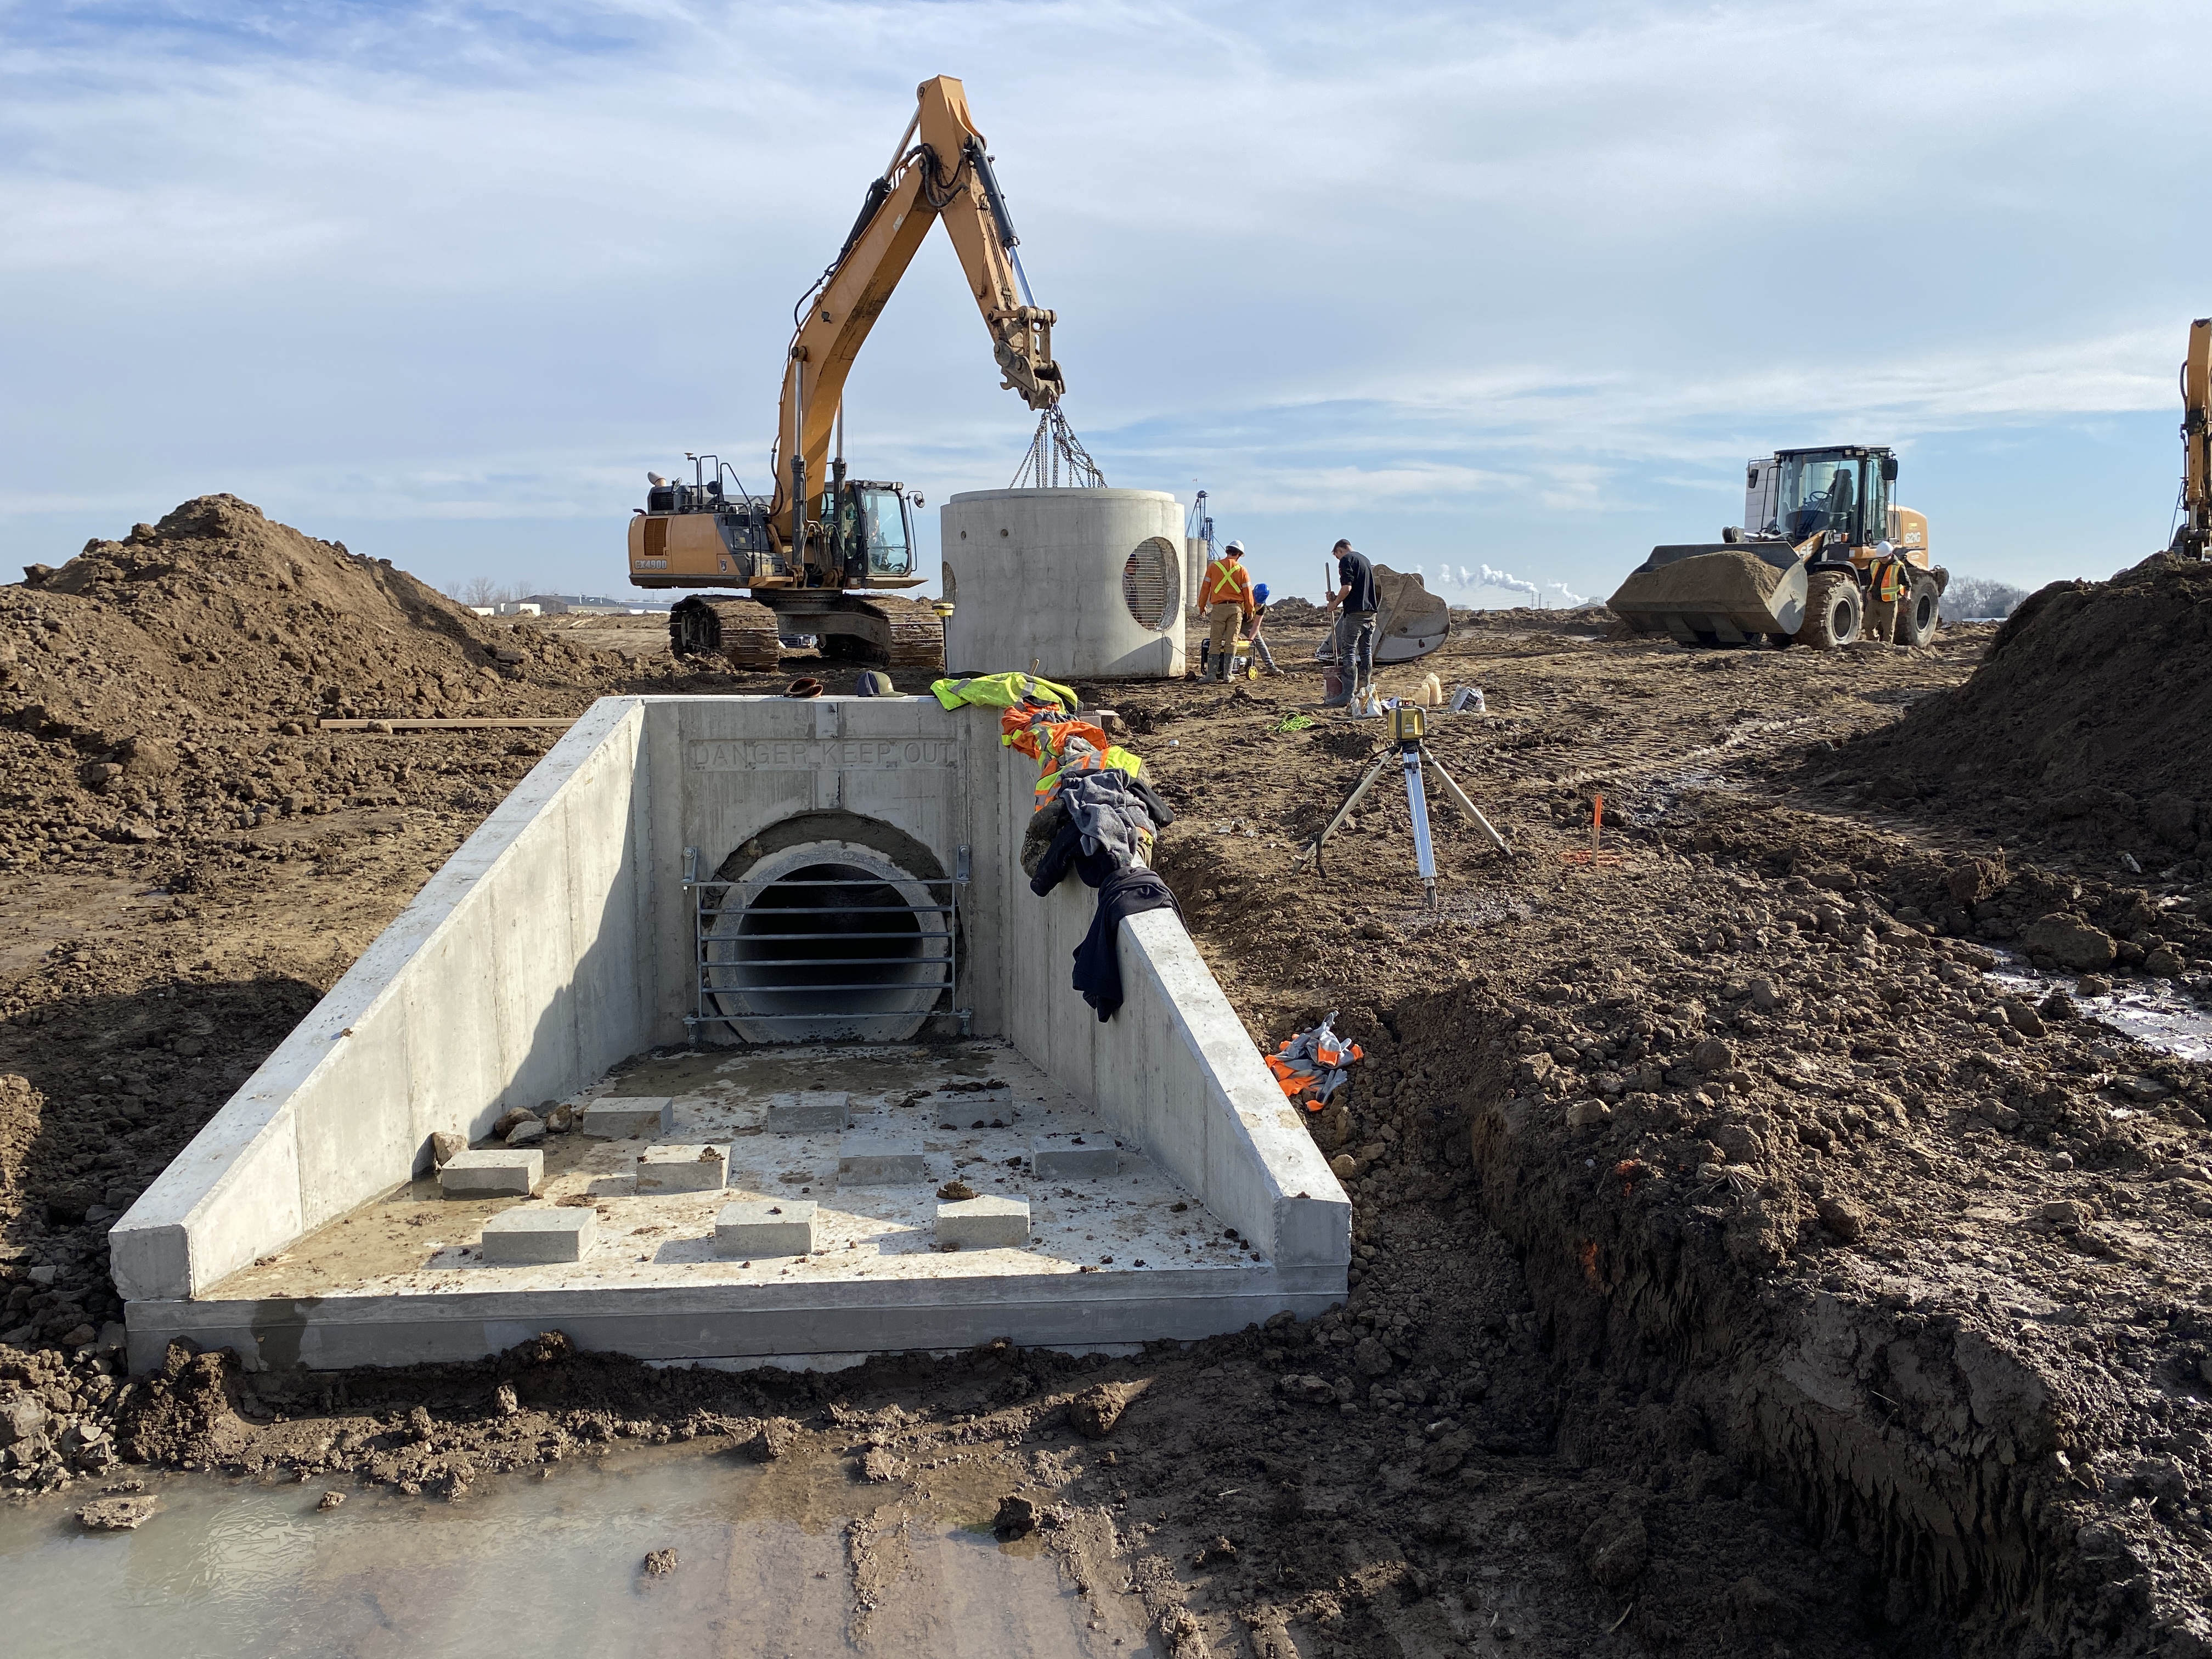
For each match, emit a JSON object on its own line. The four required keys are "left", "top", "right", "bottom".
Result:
{"left": 1607, "top": 543, "right": 1807, "bottom": 646}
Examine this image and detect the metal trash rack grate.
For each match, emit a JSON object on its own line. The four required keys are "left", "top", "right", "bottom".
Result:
{"left": 681, "top": 845, "right": 968, "bottom": 1042}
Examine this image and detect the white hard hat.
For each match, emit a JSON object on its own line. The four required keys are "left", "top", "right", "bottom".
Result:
{"left": 1223, "top": 539, "right": 1245, "bottom": 555}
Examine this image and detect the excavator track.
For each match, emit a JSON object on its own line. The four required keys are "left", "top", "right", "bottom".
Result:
{"left": 840, "top": 595, "right": 945, "bottom": 672}
{"left": 669, "top": 595, "right": 783, "bottom": 673}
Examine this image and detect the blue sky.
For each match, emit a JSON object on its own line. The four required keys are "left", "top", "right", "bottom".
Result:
{"left": 2, "top": 1, "right": 2207, "bottom": 609}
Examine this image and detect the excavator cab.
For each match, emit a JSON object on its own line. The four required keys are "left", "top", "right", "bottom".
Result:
{"left": 822, "top": 480, "right": 918, "bottom": 582}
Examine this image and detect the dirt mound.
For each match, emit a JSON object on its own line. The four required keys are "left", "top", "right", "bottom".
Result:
{"left": 1260, "top": 594, "right": 1326, "bottom": 626}
{"left": 0, "top": 495, "right": 666, "bottom": 865}
{"left": 1872, "top": 553, "right": 2212, "bottom": 827}
{"left": 1611, "top": 545, "right": 1789, "bottom": 608}
{"left": 1450, "top": 603, "right": 1617, "bottom": 636}
{"left": 8, "top": 494, "right": 631, "bottom": 741}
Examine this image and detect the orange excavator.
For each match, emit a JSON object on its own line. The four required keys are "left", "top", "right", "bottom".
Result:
{"left": 631, "top": 76, "right": 1079, "bottom": 670}
{"left": 2172, "top": 318, "right": 2211, "bottom": 560}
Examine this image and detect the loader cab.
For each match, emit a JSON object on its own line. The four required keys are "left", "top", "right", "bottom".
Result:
{"left": 1774, "top": 446, "right": 1897, "bottom": 552}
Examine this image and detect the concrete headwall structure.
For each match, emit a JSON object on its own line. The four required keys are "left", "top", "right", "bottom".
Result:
{"left": 112, "top": 694, "right": 1346, "bottom": 1363}
{"left": 941, "top": 489, "right": 1187, "bottom": 680}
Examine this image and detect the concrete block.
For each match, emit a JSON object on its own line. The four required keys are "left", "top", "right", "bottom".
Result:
{"left": 766, "top": 1091, "right": 850, "bottom": 1134}
{"left": 578, "top": 1098, "right": 675, "bottom": 1139}
{"left": 438, "top": 1148, "right": 543, "bottom": 1198}
{"left": 837, "top": 1134, "right": 926, "bottom": 1186}
{"left": 636, "top": 1144, "right": 729, "bottom": 1195}
{"left": 1032, "top": 1139, "right": 1119, "bottom": 1181}
{"left": 936, "top": 1195, "right": 1030, "bottom": 1249}
{"left": 481, "top": 1206, "right": 595, "bottom": 1264}
{"left": 715, "top": 1200, "right": 816, "bottom": 1258}
{"left": 938, "top": 1085, "right": 1012, "bottom": 1124}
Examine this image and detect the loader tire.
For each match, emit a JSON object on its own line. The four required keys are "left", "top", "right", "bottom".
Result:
{"left": 1897, "top": 574, "right": 1941, "bottom": 647}
{"left": 1796, "top": 571, "right": 1862, "bottom": 649}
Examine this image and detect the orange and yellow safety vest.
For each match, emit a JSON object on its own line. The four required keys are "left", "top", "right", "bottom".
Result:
{"left": 1200, "top": 558, "right": 1252, "bottom": 612}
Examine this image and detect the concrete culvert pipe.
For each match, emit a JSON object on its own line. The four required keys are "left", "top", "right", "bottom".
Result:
{"left": 706, "top": 840, "right": 950, "bottom": 1042}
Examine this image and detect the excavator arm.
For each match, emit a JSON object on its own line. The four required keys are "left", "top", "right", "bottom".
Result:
{"left": 2177, "top": 317, "right": 2211, "bottom": 559}
{"left": 767, "top": 75, "right": 1063, "bottom": 540}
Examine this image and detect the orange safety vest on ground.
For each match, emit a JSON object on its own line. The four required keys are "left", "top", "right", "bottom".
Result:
{"left": 1265, "top": 1016, "right": 1364, "bottom": 1109}
{"left": 1200, "top": 558, "right": 1252, "bottom": 612}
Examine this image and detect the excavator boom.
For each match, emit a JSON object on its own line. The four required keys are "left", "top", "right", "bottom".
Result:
{"left": 2177, "top": 317, "right": 2211, "bottom": 558}
{"left": 771, "top": 75, "right": 1063, "bottom": 537}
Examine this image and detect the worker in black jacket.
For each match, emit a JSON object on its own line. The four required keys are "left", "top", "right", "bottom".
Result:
{"left": 1323, "top": 539, "right": 1377, "bottom": 709}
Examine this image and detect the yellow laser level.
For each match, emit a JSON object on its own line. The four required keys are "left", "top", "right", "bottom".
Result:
{"left": 1295, "top": 699, "right": 1511, "bottom": 910}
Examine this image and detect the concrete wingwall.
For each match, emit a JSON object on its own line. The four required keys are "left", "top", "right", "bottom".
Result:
{"left": 987, "top": 753, "right": 1350, "bottom": 1269}
{"left": 111, "top": 699, "right": 657, "bottom": 1302}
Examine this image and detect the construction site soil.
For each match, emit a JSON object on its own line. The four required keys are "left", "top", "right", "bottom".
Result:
{"left": 3, "top": 505, "right": 2210, "bottom": 1658}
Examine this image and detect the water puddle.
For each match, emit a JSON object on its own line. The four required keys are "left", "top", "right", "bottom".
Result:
{"left": 1985, "top": 953, "right": 2212, "bottom": 1064}
{"left": 0, "top": 1448, "right": 1119, "bottom": 1656}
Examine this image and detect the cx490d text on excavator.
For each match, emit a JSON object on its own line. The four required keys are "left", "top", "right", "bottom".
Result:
{"left": 629, "top": 76, "right": 1073, "bottom": 672}
{"left": 1609, "top": 445, "right": 1946, "bottom": 650}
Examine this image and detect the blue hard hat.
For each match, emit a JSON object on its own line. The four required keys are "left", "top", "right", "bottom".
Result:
{"left": 1253, "top": 583, "right": 1269, "bottom": 602}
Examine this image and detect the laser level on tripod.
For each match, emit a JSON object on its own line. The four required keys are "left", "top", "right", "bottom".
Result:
{"left": 1293, "top": 703, "right": 1512, "bottom": 910}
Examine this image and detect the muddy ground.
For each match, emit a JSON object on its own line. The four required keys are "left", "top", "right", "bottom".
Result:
{"left": 2, "top": 507, "right": 2209, "bottom": 1657}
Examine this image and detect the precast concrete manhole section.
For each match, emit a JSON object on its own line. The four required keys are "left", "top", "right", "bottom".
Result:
{"left": 112, "top": 695, "right": 1347, "bottom": 1373}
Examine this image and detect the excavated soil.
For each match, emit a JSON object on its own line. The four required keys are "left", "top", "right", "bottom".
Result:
{"left": 4, "top": 509, "right": 2211, "bottom": 1657}
{"left": 1607, "top": 546, "right": 1791, "bottom": 613}
{"left": 1842, "top": 552, "right": 2212, "bottom": 859}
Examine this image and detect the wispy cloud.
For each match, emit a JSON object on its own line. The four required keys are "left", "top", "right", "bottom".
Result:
{"left": 1, "top": 2, "right": 2206, "bottom": 601}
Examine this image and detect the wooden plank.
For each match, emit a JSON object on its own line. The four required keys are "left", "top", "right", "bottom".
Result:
{"left": 317, "top": 718, "right": 580, "bottom": 731}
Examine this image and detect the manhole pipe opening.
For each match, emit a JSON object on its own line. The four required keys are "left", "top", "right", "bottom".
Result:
{"left": 705, "top": 837, "right": 950, "bottom": 1040}
{"left": 729, "top": 862, "right": 927, "bottom": 1015}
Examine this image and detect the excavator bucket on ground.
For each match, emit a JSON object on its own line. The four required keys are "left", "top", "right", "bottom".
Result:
{"left": 1372, "top": 565, "right": 1451, "bottom": 663}
{"left": 1607, "top": 543, "right": 1808, "bottom": 646}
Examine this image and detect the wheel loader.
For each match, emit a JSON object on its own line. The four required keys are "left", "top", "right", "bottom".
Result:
{"left": 1609, "top": 445, "right": 1946, "bottom": 649}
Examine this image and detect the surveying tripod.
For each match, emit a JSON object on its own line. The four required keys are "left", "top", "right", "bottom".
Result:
{"left": 1293, "top": 704, "right": 1511, "bottom": 910}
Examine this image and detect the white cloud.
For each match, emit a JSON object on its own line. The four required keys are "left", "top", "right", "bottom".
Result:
{"left": 0, "top": 1, "right": 2205, "bottom": 601}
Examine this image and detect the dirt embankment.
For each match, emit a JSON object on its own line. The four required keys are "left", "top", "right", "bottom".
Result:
{"left": 2, "top": 548, "right": 2209, "bottom": 1656}
{"left": 1844, "top": 552, "right": 2212, "bottom": 862}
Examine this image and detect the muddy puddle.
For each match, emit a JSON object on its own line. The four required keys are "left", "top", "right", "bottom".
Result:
{"left": 0, "top": 1446, "right": 1124, "bottom": 1657}
{"left": 1985, "top": 953, "right": 2212, "bottom": 1064}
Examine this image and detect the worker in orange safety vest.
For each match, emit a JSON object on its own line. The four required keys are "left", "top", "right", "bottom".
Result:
{"left": 1864, "top": 542, "right": 1905, "bottom": 643}
{"left": 1199, "top": 540, "right": 1255, "bottom": 683}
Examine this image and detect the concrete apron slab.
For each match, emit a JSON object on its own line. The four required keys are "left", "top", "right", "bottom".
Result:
{"left": 125, "top": 1266, "right": 1346, "bottom": 1373}
{"left": 116, "top": 695, "right": 1348, "bottom": 1371}
{"left": 128, "top": 1041, "right": 1334, "bottom": 1373}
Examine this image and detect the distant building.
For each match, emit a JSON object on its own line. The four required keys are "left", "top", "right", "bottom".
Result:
{"left": 519, "top": 592, "right": 672, "bottom": 615}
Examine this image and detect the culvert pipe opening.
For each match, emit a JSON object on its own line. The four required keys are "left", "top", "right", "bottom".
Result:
{"left": 704, "top": 841, "right": 951, "bottom": 1041}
